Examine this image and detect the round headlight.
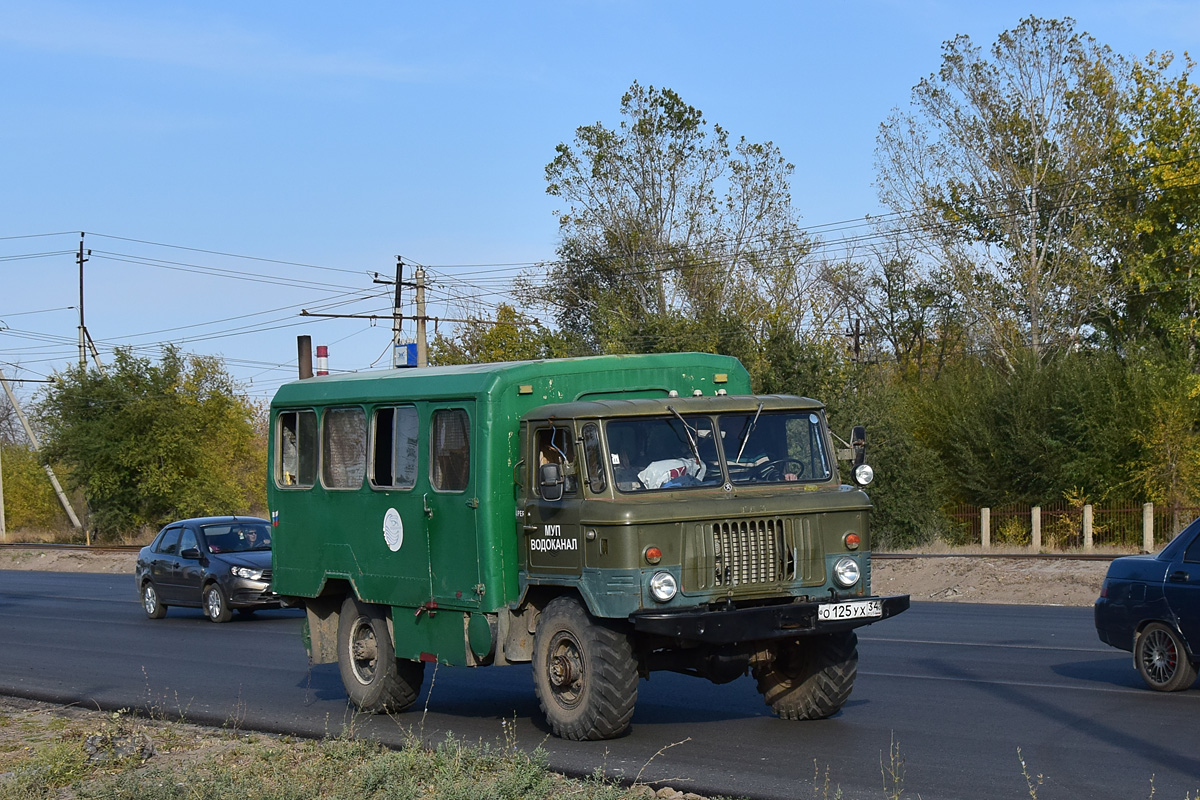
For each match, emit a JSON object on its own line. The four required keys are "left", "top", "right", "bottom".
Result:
{"left": 649, "top": 571, "right": 678, "bottom": 602}
{"left": 833, "top": 556, "right": 860, "bottom": 588}
{"left": 853, "top": 463, "right": 874, "bottom": 486}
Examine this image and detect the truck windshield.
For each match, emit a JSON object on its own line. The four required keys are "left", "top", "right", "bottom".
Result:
{"left": 606, "top": 417, "right": 722, "bottom": 492}
{"left": 605, "top": 410, "right": 831, "bottom": 492}
{"left": 719, "top": 410, "right": 831, "bottom": 485}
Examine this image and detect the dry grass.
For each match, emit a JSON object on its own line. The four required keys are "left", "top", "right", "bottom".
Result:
{"left": 0, "top": 698, "right": 722, "bottom": 800}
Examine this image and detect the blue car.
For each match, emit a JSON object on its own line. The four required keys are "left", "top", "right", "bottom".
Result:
{"left": 1095, "top": 517, "right": 1200, "bottom": 691}
{"left": 135, "top": 516, "right": 278, "bottom": 622}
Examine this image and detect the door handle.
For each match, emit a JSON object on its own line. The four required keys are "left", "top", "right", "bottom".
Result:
{"left": 1169, "top": 570, "right": 1190, "bottom": 583}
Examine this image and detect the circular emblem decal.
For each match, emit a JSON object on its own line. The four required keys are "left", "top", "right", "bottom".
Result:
{"left": 383, "top": 508, "right": 404, "bottom": 552}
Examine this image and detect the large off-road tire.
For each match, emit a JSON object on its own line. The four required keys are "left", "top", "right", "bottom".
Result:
{"left": 142, "top": 582, "right": 167, "bottom": 619}
{"left": 532, "top": 596, "right": 638, "bottom": 741}
{"left": 1136, "top": 622, "right": 1198, "bottom": 692}
{"left": 203, "top": 583, "right": 232, "bottom": 623}
{"left": 753, "top": 631, "right": 858, "bottom": 720}
{"left": 336, "top": 596, "right": 425, "bottom": 713}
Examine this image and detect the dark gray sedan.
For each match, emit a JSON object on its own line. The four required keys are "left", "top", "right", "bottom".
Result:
{"left": 1095, "top": 516, "right": 1200, "bottom": 690}
{"left": 135, "top": 516, "right": 279, "bottom": 622}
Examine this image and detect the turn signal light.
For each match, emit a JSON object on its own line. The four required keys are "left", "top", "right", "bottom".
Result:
{"left": 645, "top": 547, "right": 663, "bottom": 565}
{"left": 844, "top": 533, "right": 861, "bottom": 550}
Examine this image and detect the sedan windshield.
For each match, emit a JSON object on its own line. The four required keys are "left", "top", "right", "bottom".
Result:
{"left": 202, "top": 522, "right": 272, "bottom": 553}
{"left": 605, "top": 410, "right": 831, "bottom": 492}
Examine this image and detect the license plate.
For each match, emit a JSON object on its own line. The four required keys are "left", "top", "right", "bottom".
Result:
{"left": 817, "top": 599, "right": 883, "bottom": 621}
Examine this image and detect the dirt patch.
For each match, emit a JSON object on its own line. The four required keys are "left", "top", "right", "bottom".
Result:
{"left": 0, "top": 548, "right": 137, "bottom": 574}
{"left": 0, "top": 547, "right": 1112, "bottom": 606}
{"left": 874, "top": 556, "right": 1108, "bottom": 606}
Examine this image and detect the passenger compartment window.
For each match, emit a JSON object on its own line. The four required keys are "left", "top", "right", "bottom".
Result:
{"left": 323, "top": 407, "right": 367, "bottom": 489}
{"left": 431, "top": 408, "right": 470, "bottom": 492}
{"left": 372, "top": 406, "right": 420, "bottom": 489}
{"left": 277, "top": 410, "right": 318, "bottom": 488}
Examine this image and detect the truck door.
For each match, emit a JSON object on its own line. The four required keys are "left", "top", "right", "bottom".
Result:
{"left": 424, "top": 403, "right": 481, "bottom": 609}
{"left": 523, "top": 423, "right": 584, "bottom": 576}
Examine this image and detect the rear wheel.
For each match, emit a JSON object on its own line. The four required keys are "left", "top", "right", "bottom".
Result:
{"left": 532, "top": 596, "right": 638, "bottom": 740}
{"left": 336, "top": 596, "right": 424, "bottom": 712}
{"left": 141, "top": 582, "right": 167, "bottom": 619}
{"left": 204, "top": 584, "right": 232, "bottom": 623}
{"left": 753, "top": 631, "right": 858, "bottom": 720}
{"left": 1136, "top": 623, "right": 1198, "bottom": 691}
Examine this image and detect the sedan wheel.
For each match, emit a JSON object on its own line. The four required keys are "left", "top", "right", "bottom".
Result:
{"left": 1136, "top": 622, "right": 1199, "bottom": 691}
{"left": 204, "top": 584, "right": 232, "bottom": 623}
{"left": 142, "top": 583, "right": 167, "bottom": 619}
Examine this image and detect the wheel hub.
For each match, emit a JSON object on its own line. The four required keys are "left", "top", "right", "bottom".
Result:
{"left": 547, "top": 633, "right": 584, "bottom": 706}
{"left": 549, "top": 653, "right": 577, "bottom": 688}
{"left": 1144, "top": 631, "right": 1177, "bottom": 683}
{"left": 350, "top": 619, "right": 378, "bottom": 682}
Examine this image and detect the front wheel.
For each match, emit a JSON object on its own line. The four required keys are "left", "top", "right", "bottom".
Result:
{"left": 753, "top": 631, "right": 858, "bottom": 720}
{"left": 532, "top": 596, "right": 638, "bottom": 741}
{"left": 204, "top": 584, "right": 232, "bottom": 623}
{"left": 336, "top": 596, "right": 424, "bottom": 713}
{"left": 142, "top": 582, "right": 167, "bottom": 619}
{"left": 1136, "top": 622, "right": 1198, "bottom": 691}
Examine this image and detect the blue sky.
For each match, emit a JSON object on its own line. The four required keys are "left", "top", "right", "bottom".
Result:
{"left": 1, "top": 1, "right": 1195, "bottom": 402}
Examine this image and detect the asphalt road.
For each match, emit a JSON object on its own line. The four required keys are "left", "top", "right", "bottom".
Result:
{"left": 2, "top": 570, "right": 1198, "bottom": 800}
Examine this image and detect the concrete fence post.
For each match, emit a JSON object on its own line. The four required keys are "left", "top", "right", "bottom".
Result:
{"left": 1032, "top": 506, "right": 1041, "bottom": 552}
{"left": 1083, "top": 504, "right": 1093, "bottom": 551}
{"left": 1144, "top": 502, "right": 1154, "bottom": 552}
{"left": 981, "top": 507, "right": 991, "bottom": 550}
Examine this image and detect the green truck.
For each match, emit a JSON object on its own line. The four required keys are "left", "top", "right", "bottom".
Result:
{"left": 268, "top": 352, "right": 908, "bottom": 740}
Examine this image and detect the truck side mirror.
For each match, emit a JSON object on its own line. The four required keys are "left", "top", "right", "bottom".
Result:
{"left": 539, "top": 462, "right": 565, "bottom": 502}
{"left": 851, "top": 425, "right": 866, "bottom": 467}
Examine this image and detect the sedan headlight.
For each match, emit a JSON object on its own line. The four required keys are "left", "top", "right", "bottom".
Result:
{"left": 649, "top": 571, "right": 678, "bottom": 602}
{"left": 231, "top": 566, "right": 264, "bottom": 580}
{"left": 833, "top": 557, "right": 860, "bottom": 588}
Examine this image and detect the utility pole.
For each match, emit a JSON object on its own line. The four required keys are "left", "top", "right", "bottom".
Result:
{"left": 0, "top": 367, "right": 83, "bottom": 535}
{"left": 415, "top": 267, "right": 427, "bottom": 367}
{"left": 845, "top": 318, "right": 861, "bottom": 362}
{"left": 305, "top": 259, "right": 522, "bottom": 368}
{"left": 392, "top": 257, "right": 404, "bottom": 367}
{"left": 77, "top": 233, "right": 90, "bottom": 371}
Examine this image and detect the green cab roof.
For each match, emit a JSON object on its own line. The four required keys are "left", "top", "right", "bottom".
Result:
{"left": 522, "top": 394, "right": 825, "bottom": 422}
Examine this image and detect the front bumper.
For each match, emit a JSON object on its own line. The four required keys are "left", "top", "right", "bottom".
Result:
{"left": 225, "top": 577, "right": 281, "bottom": 608}
{"left": 629, "top": 594, "right": 910, "bottom": 644}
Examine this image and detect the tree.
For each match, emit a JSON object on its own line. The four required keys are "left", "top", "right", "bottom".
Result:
{"left": 1098, "top": 52, "right": 1200, "bottom": 361}
{"left": 0, "top": 442, "right": 66, "bottom": 531}
{"left": 528, "top": 81, "right": 821, "bottom": 357}
{"left": 875, "top": 16, "right": 1126, "bottom": 366}
{"left": 37, "top": 346, "right": 265, "bottom": 537}
{"left": 822, "top": 236, "right": 967, "bottom": 379}
{"left": 429, "top": 303, "right": 566, "bottom": 365}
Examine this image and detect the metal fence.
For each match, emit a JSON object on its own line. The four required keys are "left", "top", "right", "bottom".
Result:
{"left": 946, "top": 503, "right": 1200, "bottom": 552}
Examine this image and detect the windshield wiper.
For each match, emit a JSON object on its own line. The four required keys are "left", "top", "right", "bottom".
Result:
{"left": 666, "top": 406, "right": 702, "bottom": 465}
{"left": 734, "top": 402, "right": 764, "bottom": 463}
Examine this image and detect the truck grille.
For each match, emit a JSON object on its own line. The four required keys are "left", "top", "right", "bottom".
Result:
{"left": 711, "top": 518, "right": 791, "bottom": 587}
